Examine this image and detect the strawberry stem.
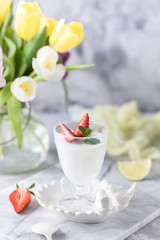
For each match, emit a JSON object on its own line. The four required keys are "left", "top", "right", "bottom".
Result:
{"left": 29, "top": 191, "right": 35, "bottom": 196}
{"left": 28, "top": 183, "right": 35, "bottom": 189}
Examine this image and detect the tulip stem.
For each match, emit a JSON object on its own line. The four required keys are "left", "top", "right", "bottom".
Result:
{"left": 22, "top": 40, "right": 27, "bottom": 49}
{"left": 33, "top": 76, "right": 46, "bottom": 82}
{"left": 29, "top": 71, "right": 36, "bottom": 78}
{"left": 62, "top": 79, "right": 69, "bottom": 111}
{"left": 65, "top": 64, "right": 94, "bottom": 71}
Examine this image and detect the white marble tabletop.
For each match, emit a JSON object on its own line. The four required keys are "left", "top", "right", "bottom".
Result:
{"left": 0, "top": 112, "right": 160, "bottom": 240}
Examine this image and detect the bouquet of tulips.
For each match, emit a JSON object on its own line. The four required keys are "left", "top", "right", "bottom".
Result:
{"left": 0, "top": 0, "right": 93, "bottom": 149}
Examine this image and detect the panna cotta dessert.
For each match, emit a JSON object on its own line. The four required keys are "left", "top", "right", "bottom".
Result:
{"left": 54, "top": 113, "right": 109, "bottom": 186}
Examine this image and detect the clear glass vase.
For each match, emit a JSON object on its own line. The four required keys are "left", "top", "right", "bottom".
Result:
{"left": 0, "top": 105, "right": 50, "bottom": 174}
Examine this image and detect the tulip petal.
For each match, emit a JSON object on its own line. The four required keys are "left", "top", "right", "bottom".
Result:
{"left": 49, "top": 21, "right": 83, "bottom": 52}
{"left": 11, "top": 77, "right": 37, "bottom": 102}
{"left": 47, "top": 18, "right": 57, "bottom": 36}
{"left": 68, "top": 22, "right": 84, "bottom": 45}
{"left": 53, "top": 64, "right": 66, "bottom": 82}
{"left": 33, "top": 58, "right": 65, "bottom": 82}
{"left": 32, "top": 46, "right": 65, "bottom": 82}
{"left": 49, "top": 18, "right": 65, "bottom": 46}
{"left": 41, "top": 63, "right": 65, "bottom": 82}
{"left": 33, "top": 58, "right": 50, "bottom": 79}
{"left": 15, "top": 0, "right": 42, "bottom": 40}
{"left": 54, "top": 28, "right": 79, "bottom": 53}
{"left": 37, "top": 46, "right": 58, "bottom": 63}
{"left": 0, "top": 0, "right": 12, "bottom": 23}
{"left": 32, "top": 58, "right": 44, "bottom": 77}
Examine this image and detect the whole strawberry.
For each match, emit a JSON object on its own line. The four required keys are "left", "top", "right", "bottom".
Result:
{"left": 9, "top": 183, "right": 35, "bottom": 214}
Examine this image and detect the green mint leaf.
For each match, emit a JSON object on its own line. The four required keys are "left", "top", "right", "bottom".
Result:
{"left": 78, "top": 126, "right": 95, "bottom": 137}
{"left": 83, "top": 138, "right": 100, "bottom": 145}
{"left": 78, "top": 126, "right": 88, "bottom": 137}
{"left": 86, "top": 128, "right": 94, "bottom": 137}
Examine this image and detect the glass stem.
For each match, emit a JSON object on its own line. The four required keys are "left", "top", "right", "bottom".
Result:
{"left": 74, "top": 184, "right": 89, "bottom": 198}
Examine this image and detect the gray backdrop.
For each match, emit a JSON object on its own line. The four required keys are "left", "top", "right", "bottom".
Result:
{"left": 13, "top": 0, "right": 160, "bottom": 112}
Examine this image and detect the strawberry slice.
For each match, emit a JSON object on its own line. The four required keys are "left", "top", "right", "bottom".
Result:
{"left": 73, "top": 113, "right": 89, "bottom": 137}
{"left": 58, "top": 122, "right": 76, "bottom": 142}
{"left": 9, "top": 183, "right": 35, "bottom": 214}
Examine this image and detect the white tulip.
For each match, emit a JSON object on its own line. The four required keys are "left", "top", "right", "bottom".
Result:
{"left": 32, "top": 46, "right": 66, "bottom": 82}
{"left": 11, "top": 77, "right": 37, "bottom": 102}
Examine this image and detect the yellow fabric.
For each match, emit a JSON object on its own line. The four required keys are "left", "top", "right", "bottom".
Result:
{"left": 15, "top": 0, "right": 42, "bottom": 40}
{"left": 71, "top": 101, "right": 160, "bottom": 161}
{"left": 49, "top": 19, "right": 83, "bottom": 52}
{"left": 0, "top": 0, "right": 11, "bottom": 23}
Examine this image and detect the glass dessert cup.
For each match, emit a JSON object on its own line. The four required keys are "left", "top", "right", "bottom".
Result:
{"left": 54, "top": 121, "right": 109, "bottom": 211}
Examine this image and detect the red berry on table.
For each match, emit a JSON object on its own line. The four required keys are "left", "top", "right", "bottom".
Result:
{"left": 58, "top": 121, "right": 76, "bottom": 142}
{"left": 9, "top": 183, "right": 35, "bottom": 214}
{"left": 73, "top": 113, "right": 89, "bottom": 137}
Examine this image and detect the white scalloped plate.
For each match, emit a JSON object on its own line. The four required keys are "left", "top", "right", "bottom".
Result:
{"left": 36, "top": 178, "right": 136, "bottom": 223}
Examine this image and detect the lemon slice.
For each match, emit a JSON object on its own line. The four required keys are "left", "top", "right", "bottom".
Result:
{"left": 117, "top": 159, "right": 152, "bottom": 181}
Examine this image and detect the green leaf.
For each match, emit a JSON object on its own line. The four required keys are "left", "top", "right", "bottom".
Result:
{"left": 65, "top": 64, "right": 94, "bottom": 71}
{"left": 16, "top": 183, "right": 19, "bottom": 189}
{"left": 4, "top": 36, "right": 16, "bottom": 58}
{"left": 14, "top": 49, "right": 27, "bottom": 77}
{"left": 23, "top": 27, "right": 47, "bottom": 71}
{"left": 0, "top": 82, "right": 12, "bottom": 108}
{"left": 3, "top": 37, "right": 17, "bottom": 80}
{"left": 7, "top": 97, "right": 23, "bottom": 149}
{"left": 62, "top": 79, "right": 69, "bottom": 111}
{"left": 0, "top": 5, "right": 13, "bottom": 42}
{"left": 6, "top": 27, "right": 22, "bottom": 49}
{"left": 1, "top": 40, "right": 9, "bottom": 55}
{"left": 3, "top": 55, "right": 14, "bottom": 81}
{"left": 83, "top": 138, "right": 100, "bottom": 145}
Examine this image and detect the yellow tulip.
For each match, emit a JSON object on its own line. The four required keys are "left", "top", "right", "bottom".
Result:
{"left": 47, "top": 19, "right": 57, "bottom": 36}
{"left": 15, "top": 0, "right": 42, "bottom": 40}
{"left": 0, "top": 0, "right": 12, "bottom": 24}
{"left": 41, "top": 17, "right": 57, "bottom": 36}
{"left": 49, "top": 19, "right": 84, "bottom": 53}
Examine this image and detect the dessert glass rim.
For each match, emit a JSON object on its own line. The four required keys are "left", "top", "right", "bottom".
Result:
{"left": 53, "top": 120, "right": 109, "bottom": 140}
